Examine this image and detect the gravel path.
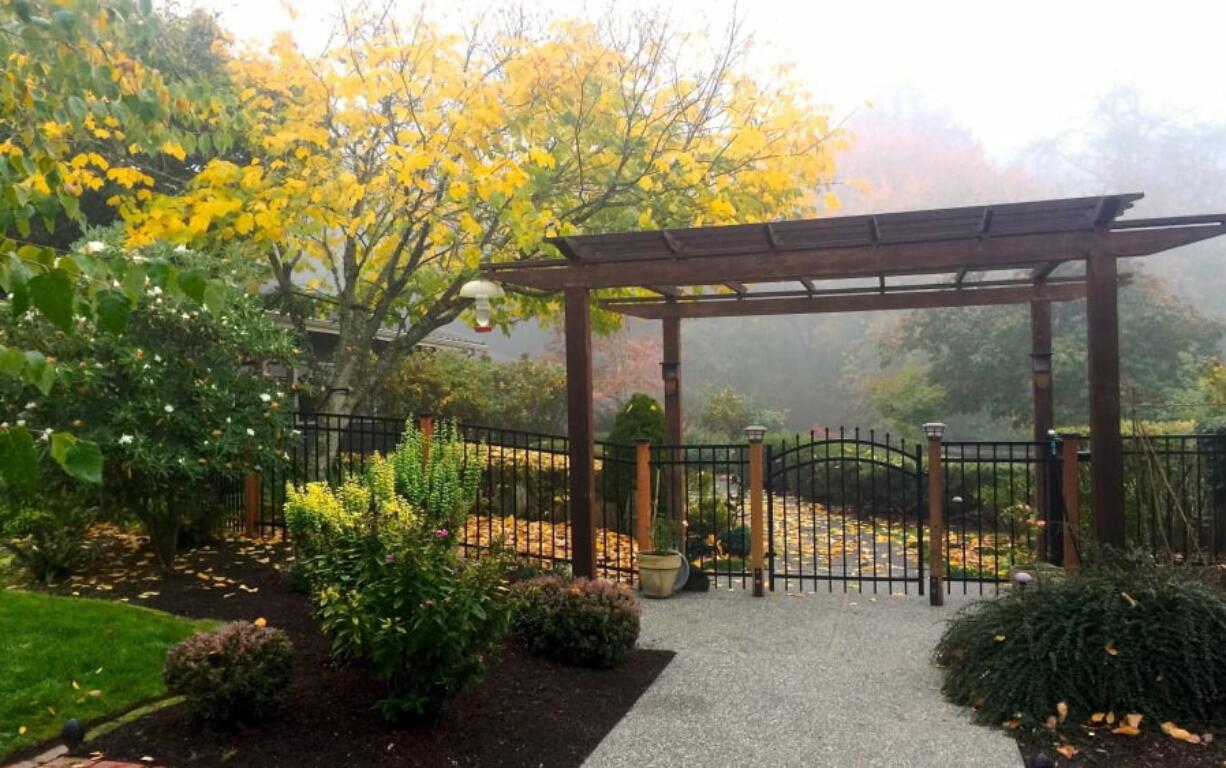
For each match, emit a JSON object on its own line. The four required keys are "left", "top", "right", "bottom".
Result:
{"left": 584, "top": 588, "right": 1023, "bottom": 768}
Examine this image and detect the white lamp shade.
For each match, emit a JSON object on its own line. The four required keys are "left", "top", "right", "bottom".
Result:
{"left": 459, "top": 278, "right": 504, "bottom": 300}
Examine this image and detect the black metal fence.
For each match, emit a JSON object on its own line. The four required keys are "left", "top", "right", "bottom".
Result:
{"left": 939, "top": 441, "right": 1054, "bottom": 596}
{"left": 652, "top": 443, "right": 751, "bottom": 589}
{"left": 766, "top": 429, "right": 925, "bottom": 596}
{"left": 1116, "top": 434, "right": 1226, "bottom": 564}
{"left": 223, "top": 415, "right": 1226, "bottom": 593}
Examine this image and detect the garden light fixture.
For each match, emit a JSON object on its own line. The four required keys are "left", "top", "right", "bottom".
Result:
{"left": 1012, "top": 570, "right": 1035, "bottom": 592}
{"left": 922, "top": 422, "right": 946, "bottom": 441}
{"left": 459, "top": 278, "right": 504, "bottom": 333}
{"left": 743, "top": 424, "right": 767, "bottom": 443}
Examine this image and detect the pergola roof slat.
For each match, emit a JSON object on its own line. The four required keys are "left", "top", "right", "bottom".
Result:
{"left": 542, "top": 193, "right": 1145, "bottom": 265}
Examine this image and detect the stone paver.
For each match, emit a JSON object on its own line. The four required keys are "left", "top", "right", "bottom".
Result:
{"left": 584, "top": 588, "right": 1023, "bottom": 768}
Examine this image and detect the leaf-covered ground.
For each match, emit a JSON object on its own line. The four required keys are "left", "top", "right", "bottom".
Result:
{"left": 0, "top": 589, "right": 211, "bottom": 761}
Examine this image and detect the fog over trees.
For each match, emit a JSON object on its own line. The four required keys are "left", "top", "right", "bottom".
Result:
{"left": 680, "top": 88, "right": 1226, "bottom": 440}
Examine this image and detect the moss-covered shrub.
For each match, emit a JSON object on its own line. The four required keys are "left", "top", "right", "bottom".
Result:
{"left": 510, "top": 576, "right": 640, "bottom": 669}
{"left": 935, "top": 554, "right": 1226, "bottom": 731}
{"left": 164, "top": 621, "right": 294, "bottom": 726}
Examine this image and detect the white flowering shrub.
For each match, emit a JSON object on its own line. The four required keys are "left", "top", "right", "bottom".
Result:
{"left": 0, "top": 230, "right": 297, "bottom": 565}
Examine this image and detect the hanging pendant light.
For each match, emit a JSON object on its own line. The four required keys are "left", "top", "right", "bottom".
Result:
{"left": 459, "top": 278, "right": 504, "bottom": 333}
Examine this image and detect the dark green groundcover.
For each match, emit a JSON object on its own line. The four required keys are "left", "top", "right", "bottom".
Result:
{"left": 934, "top": 556, "right": 1226, "bottom": 732}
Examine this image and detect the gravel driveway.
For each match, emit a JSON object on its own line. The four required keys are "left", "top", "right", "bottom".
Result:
{"left": 584, "top": 588, "right": 1023, "bottom": 768}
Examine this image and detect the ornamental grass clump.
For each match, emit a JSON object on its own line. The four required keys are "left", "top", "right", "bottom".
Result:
{"left": 934, "top": 552, "right": 1226, "bottom": 731}
{"left": 286, "top": 421, "right": 509, "bottom": 722}
{"left": 510, "top": 575, "right": 641, "bottom": 669}
{"left": 164, "top": 621, "right": 294, "bottom": 726}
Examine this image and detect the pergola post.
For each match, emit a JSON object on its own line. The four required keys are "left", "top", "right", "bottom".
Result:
{"left": 565, "top": 287, "right": 597, "bottom": 578}
{"left": 1030, "top": 298, "right": 1055, "bottom": 560}
{"left": 1086, "top": 249, "right": 1126, "bottom": 548}
{"left": 662, "top": 314, "right": 684, "bottom": 523}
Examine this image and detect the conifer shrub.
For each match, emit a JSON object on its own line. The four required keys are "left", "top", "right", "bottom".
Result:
{"left": 935, "top": 552, "right": 1226, "bottom": 731}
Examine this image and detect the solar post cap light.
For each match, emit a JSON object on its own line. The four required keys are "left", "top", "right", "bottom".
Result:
{"left": 459, "top": 278, "right": 504, "bottom": 332}
{"left": 922, "top": 422, "right": 946, "bottom": 441}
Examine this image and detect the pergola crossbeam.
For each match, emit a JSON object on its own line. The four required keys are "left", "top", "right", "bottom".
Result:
{"left": 602, "top": 280, "right": 1100, "bottom": 319}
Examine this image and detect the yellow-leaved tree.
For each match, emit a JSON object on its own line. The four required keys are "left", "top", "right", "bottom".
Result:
{"left": 120, "top": 9, "right": 847, "bottom": 416}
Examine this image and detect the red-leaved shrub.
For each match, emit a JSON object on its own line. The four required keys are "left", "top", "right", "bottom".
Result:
{"left": 164, "top": 621, "right": 294, "bottom": 725}
{"left": 510, "top": 576, "right": 640, "bottom": 669}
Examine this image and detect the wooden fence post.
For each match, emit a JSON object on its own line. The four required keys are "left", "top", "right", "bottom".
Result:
{"left": 925, "top": 424, "right": 945, "bottom": 607}
{"left": 418, "top": 413, "right": 434, "bottom": 465}
{"left": 243, "top": 471, "right": 261, "bottom": 538}
{"left": 747, "top": 426, "right": 766, "bottom": 597}
{"left": 635, "top": 439, "right": 652, "bottom": 586}
{"left": 1061, "top": 433, "right": 1081, "bottom": 572}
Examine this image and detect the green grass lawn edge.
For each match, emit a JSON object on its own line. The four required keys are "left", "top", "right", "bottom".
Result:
{"left": 0, "top": 590, "right": 214, "bottom": 761}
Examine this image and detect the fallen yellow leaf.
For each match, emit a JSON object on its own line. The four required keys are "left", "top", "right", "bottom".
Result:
{"left": 1125, "top": 713, "right": 1143, "bottom": 729}
{"left": 1106, "top": 712, "right": 1116, "bottom": 724}
{"left": 253, "top": 617, "right": 267, "bottom": 627}
{"left": 1161, "top": 721, "right": 1201, "bottom": 744}
{"left": 1121, "top": 591, "right": 1138, "bottom": 608}
{"left": 1002, "top": 719, "right": 1022, "bottom": 730}
{"left": 18, "top": 725, "right": 27, "bottom": 735}
{"left": 1091, "top": 712, "right": 1105, "bottom": 723}
{"left": 1112, "top": 725, "right": 1141, "bottom": 736}
{"left": 994, "top": 634, "right": 1006, "bottom": 642}
{"left": 1055, "top": 744, "right": 1077, "bottom": 758}
{"left": 1105, "top": 641, "right": 1119, "bottom": 656}
{"left": 71, "top": 680, "right": 80, "bottom": 690}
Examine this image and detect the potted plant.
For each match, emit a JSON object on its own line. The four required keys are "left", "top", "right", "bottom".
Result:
{"left": 639, "top": 515, "right": 683, "bottom": 598}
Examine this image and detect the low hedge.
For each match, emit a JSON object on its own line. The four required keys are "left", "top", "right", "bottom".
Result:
{"left": 510, "top": 576, "right": 640, "bottom": 669}
{"left": 164, "top": 621, "right": 294, "bottom": 726}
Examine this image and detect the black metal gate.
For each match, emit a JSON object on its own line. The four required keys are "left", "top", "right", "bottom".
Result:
{"left": 766, "top": 429, "right": 925, "bottom": 595}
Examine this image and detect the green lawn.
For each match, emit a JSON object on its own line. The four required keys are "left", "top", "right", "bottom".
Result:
{"left": 0, "top": 590, "right": 212, "bottom": 761}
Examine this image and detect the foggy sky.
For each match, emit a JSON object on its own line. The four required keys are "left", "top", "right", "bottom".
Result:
{"left": 194, "top": 0, "right": 1226, "bottom": 161}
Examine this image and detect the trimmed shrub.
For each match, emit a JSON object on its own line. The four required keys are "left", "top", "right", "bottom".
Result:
{"left": 510, "top": 576, "right": 640, "bottom": 669}
{"left": 164, "top": 621, "right": 294, "bottom": 726}
{"left": 721, "top": 525, "right": 751, "bottom": 558}
{"left": 935, "top": 553, "right": 1226, "bottom": 731}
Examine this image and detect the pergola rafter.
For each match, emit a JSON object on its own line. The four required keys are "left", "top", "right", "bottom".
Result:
{"left": 483, "top": 193, "right": 1226, "bottom": 579}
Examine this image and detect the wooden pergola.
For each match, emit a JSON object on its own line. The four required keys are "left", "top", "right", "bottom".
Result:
{"left": 485, "top": 193, "right": 1226, "bottom": 579}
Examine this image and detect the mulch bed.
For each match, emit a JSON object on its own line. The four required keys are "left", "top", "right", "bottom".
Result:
{"left": 42, "top": 531, "right": 673, "bottom": 768}
{"left": 1019, "top": 725, "right": 1225, "bottom": 767}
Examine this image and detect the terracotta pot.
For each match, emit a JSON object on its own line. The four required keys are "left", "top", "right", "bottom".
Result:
{"left": 639, "top": 551, "right": 683, "bottom": 598}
